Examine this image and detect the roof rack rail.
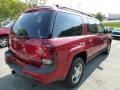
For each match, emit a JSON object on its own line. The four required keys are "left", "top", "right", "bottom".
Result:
{"left": 55, "top": 5, "right": 92, "bottom": 17}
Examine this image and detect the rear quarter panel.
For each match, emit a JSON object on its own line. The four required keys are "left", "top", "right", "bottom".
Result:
{"left": 46, "top": 36, "right": 89, "bottom": 79}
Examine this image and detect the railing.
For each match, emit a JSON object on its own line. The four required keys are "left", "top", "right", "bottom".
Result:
{"left": 55, "top": 5, "right": 92, "bottom": 17}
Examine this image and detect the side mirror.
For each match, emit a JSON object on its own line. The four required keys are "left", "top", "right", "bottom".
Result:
{"left": 109, "top": 30, "right": 112, "bottom": 33}
{"left": 104, "top": 28, "right": 108, "bottom": 33}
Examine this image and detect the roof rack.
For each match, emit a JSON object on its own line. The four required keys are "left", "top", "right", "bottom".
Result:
{"left": 55, "top": 5, "right": 92, "bottom": 17}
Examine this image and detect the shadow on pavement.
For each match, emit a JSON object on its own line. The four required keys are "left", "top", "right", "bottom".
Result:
{"left": 76, "top": 53, "right": 108, "bottom": 89}
{"left": 0, "top": 53, "right": 108, "bottom": 90}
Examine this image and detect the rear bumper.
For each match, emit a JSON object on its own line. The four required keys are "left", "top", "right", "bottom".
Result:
{"left": 5, "top": 50, "right": 60, "bottom": 84}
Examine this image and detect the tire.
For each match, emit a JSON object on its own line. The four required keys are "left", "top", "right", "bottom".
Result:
{"left": 64, "top": 57, "right": 84, "bottom": 88}
{"left": 103, "top": 42, "right": 111, "bottom": 54}
{"left": 0, "top": 36, "right": 8, "bottom": 47}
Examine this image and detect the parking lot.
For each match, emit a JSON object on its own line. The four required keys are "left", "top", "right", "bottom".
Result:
{"left": 0, "top": 40, "right": 120, "bottom": 90}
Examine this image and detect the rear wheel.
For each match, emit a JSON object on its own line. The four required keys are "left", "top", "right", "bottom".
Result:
{"left": 64, "top": 57, "right": 84, "bottom": 88}
{"left": 0, "top": 37, "right": 8, "bottom": 47}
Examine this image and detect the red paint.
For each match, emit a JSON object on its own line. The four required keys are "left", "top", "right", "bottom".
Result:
{"left": 0, "top": 28, "right": 10, "bottom": 35}
{"left": 5, "top": 6, "right": 112, "bottom": 84}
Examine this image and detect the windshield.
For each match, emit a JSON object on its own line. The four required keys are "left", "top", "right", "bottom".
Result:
{"left": 11, "top": 11, "right": 54, "bottom": 38}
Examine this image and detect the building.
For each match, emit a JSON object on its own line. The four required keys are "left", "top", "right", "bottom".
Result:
{"left": 108, "top": 14, "right": 120, "bottom": 20}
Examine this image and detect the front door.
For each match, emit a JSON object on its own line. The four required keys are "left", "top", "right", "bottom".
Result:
{"left": 96, "top": 21, "right": 108, "bottom": 51}
{"left": 86, "top": 17, "right": 100, "bottom": 60}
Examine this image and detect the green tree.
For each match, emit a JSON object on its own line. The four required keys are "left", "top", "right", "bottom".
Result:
{"left": 95, "top": 12, "right": 106, "bottom": 21}
{"left": 25, "top": 0, "right": 47, "bottom": 7}
{"left": 0, "top": 0, "right": 28, "bottom": 19}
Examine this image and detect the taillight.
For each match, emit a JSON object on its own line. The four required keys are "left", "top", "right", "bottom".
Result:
{"left": 37, "top": 45, "right": 56, "bottom": 65}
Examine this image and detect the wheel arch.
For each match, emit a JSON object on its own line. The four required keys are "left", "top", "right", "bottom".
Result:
{"left": 64, "top": 51, "right": 87, "bottom": 79}
{"left": 64, "top": 51, "right": 87, "bottom": 86}
{"left": 73, "top": 51, "right": 87, "bottom": 64}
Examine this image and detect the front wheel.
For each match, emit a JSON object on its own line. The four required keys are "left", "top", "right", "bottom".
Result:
{"left": 103, "top": 43, "right": 111, "bottom": 54}
{"left": 64, "top": 57, "right": 84, "bottom": 88}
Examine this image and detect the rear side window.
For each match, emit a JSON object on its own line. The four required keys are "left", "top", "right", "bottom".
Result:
{"left": 87, "top": 18, "right": 97, "bottom": 34}
{"left": 53, "top": 12, "right": 83, "bottom": 37}
{"left": 12, "top": 11, "right": 55, "bottom": 38}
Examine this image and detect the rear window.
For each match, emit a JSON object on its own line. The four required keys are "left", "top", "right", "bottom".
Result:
{"left": 12, "top": 11, "right": 55, "bottom": 38}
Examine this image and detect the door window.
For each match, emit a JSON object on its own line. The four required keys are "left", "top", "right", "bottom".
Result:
{"left": 95, "top": 20, "right": 105, "bottom": 33}
{"left": 87, "top": 18, "right": 97, "bottom": 34}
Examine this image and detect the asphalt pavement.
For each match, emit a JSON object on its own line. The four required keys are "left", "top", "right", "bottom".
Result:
{"left": 0, "top": 40, "right": 120, "bottom": 90}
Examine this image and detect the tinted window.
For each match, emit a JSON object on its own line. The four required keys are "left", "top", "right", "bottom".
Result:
{"left": 87, "top": 18, "right": 97, "bottom": 34}
{"left": 12, "top": 11, "right": 54, "bottom": 38}
{"left": 53, "top": 12, "right": 83, "bottom": 37}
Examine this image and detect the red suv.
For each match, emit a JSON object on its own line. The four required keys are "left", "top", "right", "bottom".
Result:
{"left": 5, "top": 6, "right": 112, "bottom": 88}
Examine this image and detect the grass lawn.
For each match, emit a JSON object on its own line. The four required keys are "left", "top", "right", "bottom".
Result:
{"left": 102, "top": 21, "right": 120, "bottom": 28}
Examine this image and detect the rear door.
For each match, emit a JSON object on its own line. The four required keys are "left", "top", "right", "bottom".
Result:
{"left": 95, "top": 20, "right": 108, "bottom": 50}
{"left": 52, "top": 11, "right": 85, "bottom": 62}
